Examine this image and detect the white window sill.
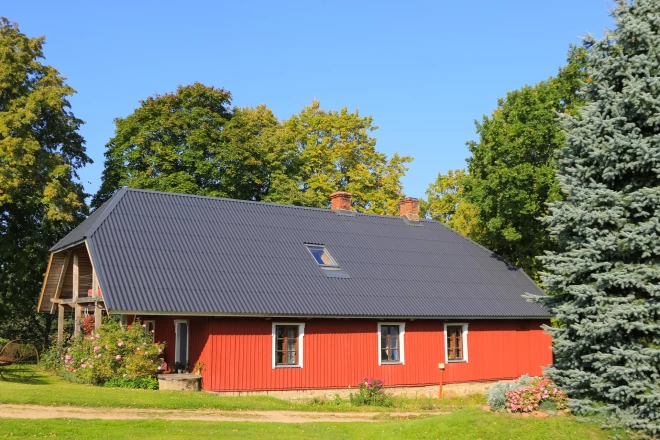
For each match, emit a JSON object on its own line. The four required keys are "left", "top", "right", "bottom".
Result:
{"left": 380, "top": 361, "right": 404, "bottom": 365}
{"left": 447, "top": 360, "right": 468, "bottom": 363}
{"left": 274, "top": 365, "right": 303, "bottom": 369}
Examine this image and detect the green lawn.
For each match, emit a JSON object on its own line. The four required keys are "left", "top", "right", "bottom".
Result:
{"left": 0, "top": 372, "right": 629, "bottom": 439}
{"left": 0, "top": 372, "right": 483, "bottom": 412}
{"left": 0, "top": 412, "right": 627, "bottom": 440}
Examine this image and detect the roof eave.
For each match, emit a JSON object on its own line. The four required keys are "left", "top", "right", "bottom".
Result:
{"left": 109, "top": 310, "right": 553, "bottom": 320}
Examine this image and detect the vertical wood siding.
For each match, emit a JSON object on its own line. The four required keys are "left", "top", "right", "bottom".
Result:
{"left": 142, "top": 316, "right": 552, "bottom": 391}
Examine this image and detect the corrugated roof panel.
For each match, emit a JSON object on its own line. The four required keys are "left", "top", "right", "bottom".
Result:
{"left": 68, "top": 188, "right": 551, "bottom": 318}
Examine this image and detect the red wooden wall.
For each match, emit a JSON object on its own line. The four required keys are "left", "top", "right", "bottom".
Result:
{"left": 139, "top": 316, "right": 552, "bottom": 392}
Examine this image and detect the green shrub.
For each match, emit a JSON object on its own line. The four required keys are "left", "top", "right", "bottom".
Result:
{"left": 486, "top": 375, "right": 534, "bottom": 411}
{"left": 103, "top": 377, "right": 159, "bottom": 390}
{"left": 0, "top": 337, "right": 9, "bottom": 353}
{"left": 349, "top": 378, "right": 393, "bottom": 407}
{"left": 39, "top": 344, "right": 64, "bottom": 372}
{"left": 44, "top": 318, "right": 165, "bottom": 387}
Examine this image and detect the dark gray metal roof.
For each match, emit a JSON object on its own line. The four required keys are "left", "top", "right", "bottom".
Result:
{"left": 54, "top": 188, "right": 550, "bottom": 318}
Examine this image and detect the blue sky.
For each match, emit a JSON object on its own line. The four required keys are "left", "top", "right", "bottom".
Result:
{"left": 5, "top": 1, "right": 614, "bottom": 200}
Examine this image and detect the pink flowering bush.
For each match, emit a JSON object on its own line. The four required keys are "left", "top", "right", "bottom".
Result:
{"left": 349, "top": 377, "right": 393, "bottom": 407}
{"left": 43, "top": 318, "right": 165, "bottom": 388}
{"left": 505, "top": 377, "right": 568, "bottom": 413}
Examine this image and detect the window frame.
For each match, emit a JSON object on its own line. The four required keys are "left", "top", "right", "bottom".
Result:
{"left": 271, "top": 322, "right": 305, "bottom": 369}
{"left": 305, "top": 244, "right": 339, "bottom": 268}
{"left": 444, "top": 323, "right": 469, "bottom": 363}
{"left": 174, "top": 319, "right": 189, "bottom": 365}
{"left": 377, "top": 322, "right": 405, "bottom": 365}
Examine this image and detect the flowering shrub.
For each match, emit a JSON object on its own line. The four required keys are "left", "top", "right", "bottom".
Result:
{"left": 486, "top": 375, "right": 534, "bottom": 410}
{"left": 43, "top": 318, "right": 165, "bottom": 388}
{"left": 505, "top": 377, "right": 568, "bottom": 413}
{"left": 349, "top": 377, "right": 393, "bottom": 407}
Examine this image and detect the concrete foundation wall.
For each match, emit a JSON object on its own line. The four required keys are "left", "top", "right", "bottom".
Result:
{"left": 208, "top": 381, "right": 495, "bottom": 400}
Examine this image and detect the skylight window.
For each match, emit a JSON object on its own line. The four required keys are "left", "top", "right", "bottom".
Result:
{"left": 306, "top": 245, "right": 338, "bottom": 267}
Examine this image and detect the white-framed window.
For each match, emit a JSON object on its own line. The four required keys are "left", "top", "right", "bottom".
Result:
{"left": 272, "top": 323, "right": 305, "bottom": 368}
{"left": 174, "top": 320, "right": 189, "bottom": 365}
{"left": 377, "top": 322, "right": 405, "bottom": 365}
{"left": 444, "top": 323, "right": 469, "bottom": 363}
{"left": 143, "top": 320, "right": 155, "bottom": 342}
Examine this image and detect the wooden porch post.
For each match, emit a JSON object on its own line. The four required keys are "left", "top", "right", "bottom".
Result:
{"left": 57, "top": 304, "right": 65, "bottom": 344}
{"left": 74, "top": 305, "right": 81, "bottom": 336}
{"left": 92, "top": 268, "right": 98, "bottom": 298}
{"left": 72, "top": 254, "right": 79, "bottom": 335}
{"left": 95, "top": 303, "right": 102, "bottom": 329}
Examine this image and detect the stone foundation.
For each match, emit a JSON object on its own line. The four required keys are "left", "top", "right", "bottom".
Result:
{"left": 158, "top": 373, "right": 202, "bottom": 391}
{"left": 208, "top": 381, "right": 495, "bottom": 400}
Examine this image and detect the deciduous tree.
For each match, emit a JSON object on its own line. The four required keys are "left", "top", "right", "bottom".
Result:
{"left": 92, "top": 83, "right": 234, "bottom": 207}
{"left": 463, "top": 48, "right": 587, "bottom": 279}
{"left": 421, "top": 169, "right": 478, "bottom": 236}
{"left": 266, "top": 100, "right": 412, "bottom": 215}
{"left": 0, "top": 18, "right": 91, "bottom": 347}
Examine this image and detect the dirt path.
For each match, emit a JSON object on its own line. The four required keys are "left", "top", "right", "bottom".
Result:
{"left": 0, "top": 404, "right": 448, "bottom": 423}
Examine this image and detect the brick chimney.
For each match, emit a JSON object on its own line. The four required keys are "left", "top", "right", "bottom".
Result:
{"left": 330, "top": 191, "right": 352, "bottom": 211}
{"left": 399, "top": 197, "right": 420, "bottom": 222}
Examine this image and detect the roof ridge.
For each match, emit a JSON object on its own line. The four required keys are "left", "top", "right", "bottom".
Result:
{"left": 123, "top": 187, "right": 437, "bottom": 223}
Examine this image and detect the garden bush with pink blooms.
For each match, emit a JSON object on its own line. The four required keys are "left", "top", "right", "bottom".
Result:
{"left": 505, "top": 377, "right": 568, "bottom": 413}
{"left": 43, "top": 318, "right": 165, "bottom": 389}
{"left": 349, "top": 378, "right": 393, "bottom": 407}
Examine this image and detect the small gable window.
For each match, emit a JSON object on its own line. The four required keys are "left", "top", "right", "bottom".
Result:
{"left": 306, "top": 245, "right": 338, "bottom": 267}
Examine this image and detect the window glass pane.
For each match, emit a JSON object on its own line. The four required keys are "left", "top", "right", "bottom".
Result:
{"left": 309, "top": 247, "right": 327, "bottom": 265}
{"left": 176, "top": 322, "right": 188, "bottom": 363}
{"left": 447, "top": 326, "right": 464, "bottom": 360}
{"left": 275, "top": 325, "right": 300, "bottom": 366}
{"left": 381, "top": 325, "right": 402, "bottom": 362}
{"left": 307, "top": 246, "right": 337, "bottom": 266}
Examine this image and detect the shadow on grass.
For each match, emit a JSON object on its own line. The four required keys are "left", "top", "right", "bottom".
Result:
{"left": 0, "top": 368, "right": 53, "bottom": 386}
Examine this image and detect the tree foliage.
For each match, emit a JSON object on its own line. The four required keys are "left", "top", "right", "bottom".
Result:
{"left": 266, "top": 100, "right": 412, "bottom": 215}
{"left": 0, "top": 18, "right": 91, "bottom": 347}
{"left": 463, "top": 48, "right": 587, "bottom": 279}
{"left": 536, "top": 0, "right": 660, "bottom": 434}
{"left": 92, "top": 83, "right": 234, "bottom": 207}
{"left": 94, "top": 94, "right": 411, "bottom": 215}
{"left": 421, "top": 169, "right": 478, "bottom": 236}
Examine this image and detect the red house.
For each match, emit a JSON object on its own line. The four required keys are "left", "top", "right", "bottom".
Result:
{"left": 38, "top": 188, "right": 552, "bottom": 395}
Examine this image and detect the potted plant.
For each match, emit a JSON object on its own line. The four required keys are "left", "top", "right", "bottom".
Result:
{"left": 193, "top": 361, "right": 206, "bottom": 375}
{"left": 174, "top": 361, "right": 187, "bottom": 374}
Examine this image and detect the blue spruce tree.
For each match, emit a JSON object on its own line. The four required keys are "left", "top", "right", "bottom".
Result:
{"left": 536, "top": 0, "right": 660, "bottom": 435}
